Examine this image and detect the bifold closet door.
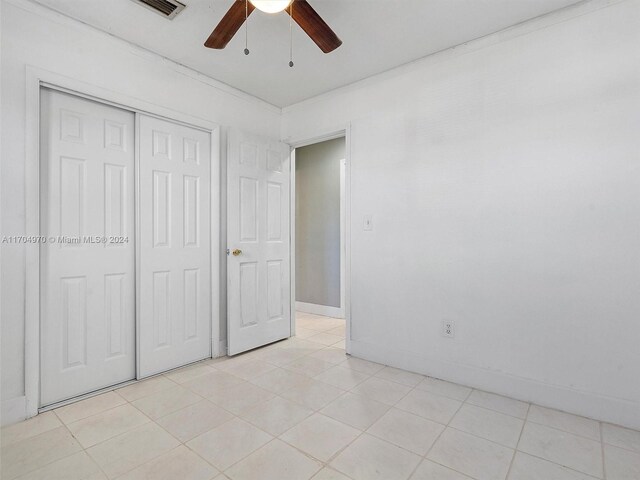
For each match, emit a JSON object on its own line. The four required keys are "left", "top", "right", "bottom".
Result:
{"left": 40, "top": 88, "right": 136, "bottom": 406}
{"left": 138, "top": 115, "right": 212, "bottom": 377}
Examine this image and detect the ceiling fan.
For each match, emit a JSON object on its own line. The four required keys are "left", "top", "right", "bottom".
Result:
{"left": 204, "top": 0, "right": 342, "bottom": 54}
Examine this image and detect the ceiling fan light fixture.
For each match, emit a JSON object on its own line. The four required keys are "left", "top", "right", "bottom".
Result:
{"left": 249, "top": 0, "right": 293, "bottom": 14}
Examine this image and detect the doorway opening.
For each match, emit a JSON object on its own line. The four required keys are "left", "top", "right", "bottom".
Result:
{"left": 292, "top": 137, "right": 346, "bottom": 340}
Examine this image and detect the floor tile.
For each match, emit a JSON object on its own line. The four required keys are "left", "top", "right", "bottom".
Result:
{"left": 54, "top": 392, "right": 127, "bottom": 425}
{"left": 396, "top": 389, "right": 462, "bottom": 424}
{"left": 322, "top": 318, "right": 348, "bottom": 329}
{"left": 183, "top": 371, "right": 245, "bottom": 398}
{"left": 309, "top": 348, "right": 347, "bottom": 364}
{"left": 294, "top": 327, "right": 319, "bottom": 339}
{"left": 321, "top": 392, "right": 390, "bottom": 430}
{"left": 117, "top": 376, "right": 176, "bottom": 402}
{"left": 296, "top": 318, "right": 331, "bottom": 331}
{"left": 156, "top": 399, "right": 234, "bottom": 442}
{"left": 86, "top": 423, "right": 179, "bottom": 479}
{"left": 528, "top": 405, "right": 600, "bottom": 441}
{"left": 341, "top": 357, "right": 385, "bottom": 375}
{"left": 13, "top": 451, "right": 106, "bottom": 480}
{"left": 164, "top": 363, "right": 215, "bottom": 384}
{"left": 206, "top": 381, "right": 275, "bottom": 415}
{"left": 508, "top": 452, "right": 596, "bottom": 480}
{"left": 602, "top": 423, "right": 640, "bottom": 453}
{"left": 219, "top": 359, "right": 277, "bottom": 380}
{"left": 450, "top": 404, "right": 524, "bottom": 448}
{"left": 327, "top": 326, "right": 346, "bottom": 337}
{"left": 466, "top": 390, "right": 529, "bottom": 419}
{"left": 225, "top": 439, "right": 322, "bottom": 480}
{"left": 211, "top": 354, "right": 256, "bottom": 372}
{"left": 368, "top": 407, "right": 444, "bottom": 455}
{"left": 249, "top": 368, "right": 311, "bottom": 393}
{"left": 375, "top": 367, "right": 424, "bottom": 387}
{"left": 605, "top": 444, "right": 640, "bottom": 480}
{"left": 1, "top": 411, "right": 61, "bottom": 447}
{"left": 308, "top": 333, "right": 344, "bottom": 346}
{"left": 259, "top": 348, "right": 308, "bottom": 366}
{"left": 67, "top": 403, "right": 150, "bottom": 448}
{"left": 186, "top": 418, "right": 272, "bottom": 471}
{"left": 240, "top": 396, "right": 313, "bottom": 436}
{"left": 297, "top": 317, "right": 340, "bottom": 331}
{"left": 311, "top": 467, "right": 352, "bottom": 480}
{"left": 202, "top": 355, "right": 234, "bottom": 367}
{"left": 416, "top": 377, "right": 472, "bottom": 401}
{"left": 281, "top": 413, "right": 360, "bottom": 462}
{"left": 518, "top": 422, "right": 603, "bottom": 478}
{"left": 410, "top": 459, "right": 473, "bottom": 480}
{"left": 117, "top": 445, "right": 219, "bottom": 480}
{"left": 1, "top": 426, "right": 82, "bottom": 480}
{"left": 132, "top": 385, "right": 202, "bottom": 420}
{"left": 279, "top": 338, "right": 327, "bottom": 354}
{"left": 331, "top": 433, "right": 421, "bottom": 480}
{"left": 315, "top": 366, "right": 370, "bottom": 390}
{"left": 428, "top": 428, "right": 514, "bottom": 480}
{"left": 284, "top": 356, "right": 336, "bottom": 377}
{"left": 279, "top": 378, "right": 345, "bottom": 410}
{"left": 351, "top": 377, "right": 412, "bottom": 405}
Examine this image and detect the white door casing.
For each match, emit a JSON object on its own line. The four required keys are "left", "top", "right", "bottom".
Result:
{"left": 40, "top": 88, "right": 136, "bottom": 406}
{"left": 138, "top": 115, "right": 212, "bottom": 377}
{"left": 227, "top": 130, "right": 291, "bottom": 355}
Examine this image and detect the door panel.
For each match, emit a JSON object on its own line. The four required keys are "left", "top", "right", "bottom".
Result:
{"left": 138, "top": 115, "right": 211, "bottom": 377}
{"left": 227, "top": 130, "right": 291, "bottom": 355}
{"left": 40, "top": 89, "right": 136, "bottom": 406}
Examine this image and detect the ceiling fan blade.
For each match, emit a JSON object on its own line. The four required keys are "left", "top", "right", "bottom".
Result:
{"left": 285, "top": 0, "right": 342, "bottom": 53}
{"left": 204, "top": 0, "right": 255, "bottom": 49}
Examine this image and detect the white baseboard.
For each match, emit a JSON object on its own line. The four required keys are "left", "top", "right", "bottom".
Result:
{"left": 296, "top": 301, "right": 344, "bottom": 319}
{"left": 350, "top": 339, "right": 640, "bottom": 431}
{"left": 2, "top": 396, "right": 28, "bottom": 426}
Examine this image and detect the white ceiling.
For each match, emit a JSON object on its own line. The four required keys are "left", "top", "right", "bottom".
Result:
{"left": 33, "top": 0, "right": 581, "bottom": 107}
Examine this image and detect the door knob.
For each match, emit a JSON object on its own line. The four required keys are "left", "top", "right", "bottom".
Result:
{"left": 232, "top": 249, "right": 242, "bottom": 256}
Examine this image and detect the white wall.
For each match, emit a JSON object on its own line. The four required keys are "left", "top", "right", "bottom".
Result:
{"left": 0, "top": 0, "right": 281, "bottom": 424}
{"left": 283, "top": 0, "right": 640, "bottom": 429}
{"left": 296, "top": 138, "right": 344, "bottom": 308}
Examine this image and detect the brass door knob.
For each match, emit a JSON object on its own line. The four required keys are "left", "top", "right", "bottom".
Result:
{"left": 232, "top": 249, "right": 242, "bottom": 256}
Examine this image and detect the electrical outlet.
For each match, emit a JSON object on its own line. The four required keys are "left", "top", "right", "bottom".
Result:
{"left": 442, "top": 320, "right": 455, "bottom": 338}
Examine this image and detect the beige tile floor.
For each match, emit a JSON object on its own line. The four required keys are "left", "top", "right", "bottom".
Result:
{"left": 2, "top": 311, "right": 640, "bottom": 480}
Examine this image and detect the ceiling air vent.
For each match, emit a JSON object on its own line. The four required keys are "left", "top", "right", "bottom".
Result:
{"left": 132, "top": 0, "right": 186, "bottom": 19}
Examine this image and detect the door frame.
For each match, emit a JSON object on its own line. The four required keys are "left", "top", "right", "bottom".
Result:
{"left": 24, "top": 66, "right": 221, "bottom": 417}
{"left": 286, "top": 125, "right": 352, "bottom": 352}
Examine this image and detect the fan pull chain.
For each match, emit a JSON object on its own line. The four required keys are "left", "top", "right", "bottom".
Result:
{"left": 244, "top": 0, "right": 250, "bottom": 55}
{"left": 288, "top": 1, "right": 294, "bottom": 67}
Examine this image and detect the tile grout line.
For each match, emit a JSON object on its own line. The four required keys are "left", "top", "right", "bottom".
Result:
{"left": 504, "top": 401, "right": 531, "bottom": 480}
{"left": 412, "top": 383, "right": 473, "bottom": 480}
{"left": 55, "top": 408, "right": 112, "bottom": 480}
{"left": 511, "top": 402, "right": 606, "bottom": 480}
{"left": 600, "top": 420, "right": 608, "bottom": 480}
{"left": 289, "top": 370, "right": 410, "bottom": 477}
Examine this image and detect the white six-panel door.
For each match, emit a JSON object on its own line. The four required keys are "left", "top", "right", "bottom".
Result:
{"left": 40, "top": 89, "right": 136, "bottom": 406}
{"left": 138, "top": 115, "right": 212, "bottom": 377}
{"left": 227, "top": 130, "right": 291, "bottom": 355}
